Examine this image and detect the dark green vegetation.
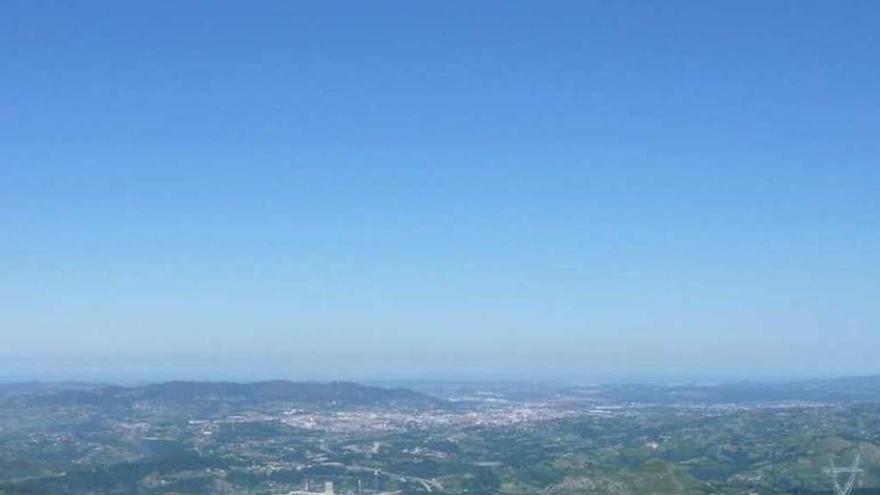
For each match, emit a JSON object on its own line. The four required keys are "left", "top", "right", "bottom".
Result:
{"left": 2, "top": 378, "right": 880, "bottom": 494}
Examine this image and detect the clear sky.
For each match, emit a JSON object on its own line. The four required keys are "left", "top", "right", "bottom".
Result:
{"left": 2, "top": 1, "right": 879, "bottom": 383}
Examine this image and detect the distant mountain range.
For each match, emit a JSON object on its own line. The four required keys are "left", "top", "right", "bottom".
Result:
{"left": 4, "top": 375, "right": 880, "bottom": 410}
{"left": 0, "top": 380, "right": 445, "bottom": 412}
{"left": 387, "top": 375, "right": 880, "bottom": 404}
{"left": 589, "top": 374, "right": 880, "bottom": 404}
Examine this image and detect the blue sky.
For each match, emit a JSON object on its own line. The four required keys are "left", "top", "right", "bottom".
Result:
{"left": 2, "top": 1, "right": 879, "bottom": 382}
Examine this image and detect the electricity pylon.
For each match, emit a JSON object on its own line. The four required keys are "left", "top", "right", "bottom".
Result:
{"left": 824, "top": 452, "right": 862, "bottom": 495}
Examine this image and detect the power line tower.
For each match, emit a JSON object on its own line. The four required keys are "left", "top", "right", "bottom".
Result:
{"left": 824, "top": 452, "right": 862, "bottom": 495}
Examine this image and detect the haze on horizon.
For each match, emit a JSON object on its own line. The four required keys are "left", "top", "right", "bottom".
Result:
{"left": 2, "top": 1, "right": 879, "bottom": 384}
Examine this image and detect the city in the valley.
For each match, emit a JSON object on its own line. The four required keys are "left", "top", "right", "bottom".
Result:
{"left": 1, "top": 377, "right": 878, "bottom": 495}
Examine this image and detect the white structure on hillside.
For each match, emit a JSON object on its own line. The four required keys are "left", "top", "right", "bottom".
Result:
{"left": 288, "top": 481, "right": 334, "bottom": 495}
{"left": 824, "top": 452, "right": 862, "bottom": 495}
